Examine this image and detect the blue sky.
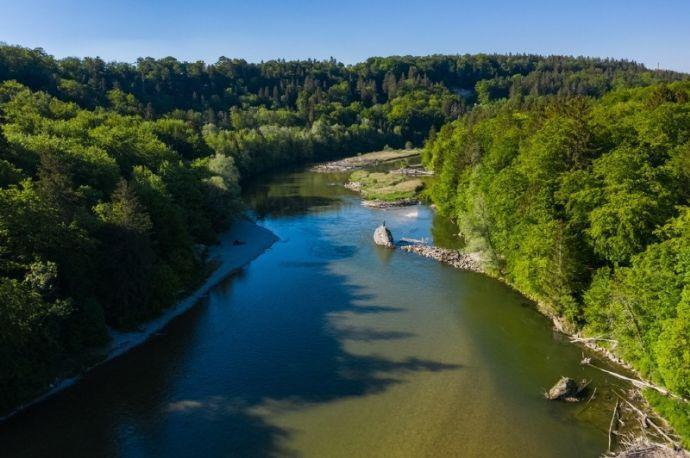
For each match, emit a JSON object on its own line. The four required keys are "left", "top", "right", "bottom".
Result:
{"left": 1, "top": 0, "right": 689, "bottom": 72}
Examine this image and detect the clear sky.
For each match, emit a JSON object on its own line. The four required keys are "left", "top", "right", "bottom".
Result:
{"left": 1, "top": 0, "right": 689, "bottom": 72}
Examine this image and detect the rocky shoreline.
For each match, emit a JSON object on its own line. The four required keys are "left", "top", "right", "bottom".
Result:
{"left": 371, "top": 222, "right": 482, "bottom": 272}
{"left": 311, "top": 149, "right": 420, "bottom": 172}
{"left": 361, "top": 198, "right": 420, "bottom": 208}
{"left": 399, "top": 244, "right": 483, "bottom": 273}
{"left": 390, "top": 166, "right": 434, "bottom": 176}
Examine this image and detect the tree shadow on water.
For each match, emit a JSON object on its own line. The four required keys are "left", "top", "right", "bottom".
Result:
{"left": 154, "top": 235, "right": 464, "bottom": 457}
{"left": 335, "top": 326, "right": 416, "bottom": 342}
{"left": 0, "top": 219, "right": 462, "bottom": 458}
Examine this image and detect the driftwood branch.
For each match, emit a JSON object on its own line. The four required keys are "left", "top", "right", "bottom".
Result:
{"left": 608, "top": 400, "right": 620, "bottom": 453}
{"left": 613, "top": 391, "right": 679, "bottom": 448}
{"left": 581, "top": 360, "right": 689, "bottom": 403}
{"left": 570, "top": 336, "right": 618, "bottom": 344}
{"left": 587, "top": 361, "right": 666, "bottom": 393}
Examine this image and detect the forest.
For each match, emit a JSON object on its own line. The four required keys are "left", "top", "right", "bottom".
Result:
{"left": 0, "top": 43, "right": 688, "bottom": 439}
{"left": 424, "top": 82, "right": 690, "bottom": 443}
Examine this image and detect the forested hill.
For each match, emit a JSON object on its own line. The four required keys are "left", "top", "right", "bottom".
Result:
{"left": 0, "top": 44, "right": 687, "bottom": 417}
{"left": 0, "top": 45, "right": 684, "bottom": 139}
{"left": 424, "top": 82, "right": 690, "bottom": 445}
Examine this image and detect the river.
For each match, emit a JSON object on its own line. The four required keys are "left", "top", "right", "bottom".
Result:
{"left": 0, "top": 165, "right": 629, "bottom": 457}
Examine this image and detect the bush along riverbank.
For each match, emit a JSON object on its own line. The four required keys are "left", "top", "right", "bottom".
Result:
{"left": 422, "top": 81, "right": 690, "bottom": 448}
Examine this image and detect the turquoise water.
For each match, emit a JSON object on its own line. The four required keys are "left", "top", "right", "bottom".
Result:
{"left": 0, "top": 167, "right": 627, "bottom": 457}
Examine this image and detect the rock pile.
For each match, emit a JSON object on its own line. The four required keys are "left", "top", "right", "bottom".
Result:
{"left": 400, "top": 244, "right": 483, "bottom": 273}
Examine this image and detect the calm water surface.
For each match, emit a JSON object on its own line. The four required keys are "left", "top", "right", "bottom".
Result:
{"left": 0, "top": 167, "right": 627, "bottom": 457}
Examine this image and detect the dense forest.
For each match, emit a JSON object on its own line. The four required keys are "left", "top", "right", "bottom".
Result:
{"left": 0, "top": 43, "right": 687, "bottom": 423}
{"left": 424, "top": 82, "right": 690, "bottom": 443}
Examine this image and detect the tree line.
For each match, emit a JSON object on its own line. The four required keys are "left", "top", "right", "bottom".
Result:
{"left": 423, "top": 82, "right": 690, "bottom": 445}
{"left": 0, "top": 43, "right": 685, "bottom": 415}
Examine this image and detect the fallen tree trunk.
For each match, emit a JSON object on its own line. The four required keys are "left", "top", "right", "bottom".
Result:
{"left": 581, "top": 360, "right": 689, "bottom": 403}
{"left": 609, "top": 400, "right": 620, "bottom": 453}
{"left": 614, "top": 390, "right": 680, "bottom": 448}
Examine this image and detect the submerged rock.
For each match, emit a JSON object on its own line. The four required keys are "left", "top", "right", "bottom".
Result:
{"left": 545, "top": 376, "right": 581, "bottom": 401}
{"left": 373, "top": 223, "right": 394, "bottom": 248}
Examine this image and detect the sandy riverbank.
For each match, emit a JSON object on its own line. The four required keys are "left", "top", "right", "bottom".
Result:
{"left": 1, "top": 218, "right": 278, "bottom": 422}
{"left": 311, "top": 148, "right": 420, "bottom": 172}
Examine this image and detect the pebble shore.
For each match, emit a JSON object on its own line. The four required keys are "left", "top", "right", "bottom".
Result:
{"left": 400, "top": 244, "right": 483, "bottom": 273}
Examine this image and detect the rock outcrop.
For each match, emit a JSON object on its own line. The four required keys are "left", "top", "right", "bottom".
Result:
{"left": 373, "top": 223, "right": 394, "bottom": 248}
{"left": 545, "top": 376, "right": 587, "bottom": 401}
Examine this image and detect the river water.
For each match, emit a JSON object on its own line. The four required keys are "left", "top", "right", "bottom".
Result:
{"left": 0, "top": 166, "right": 629, "bottom": 457}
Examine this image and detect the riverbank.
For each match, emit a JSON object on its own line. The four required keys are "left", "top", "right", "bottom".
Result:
{"left": 311, "top": 148, "right": 420, "bottom": 172}
{"left": 3, "top": 160, "right": 678, "bottom": 457}
{"left": 400, "top": 243, "right": 483, "bottom": 272}
{"left": 346, "top": 169, "right": 426, "bottom": 208}
{"left": 399, "top": 238, "right": 688, "bottom": 453}
{"left": 362, "top": 198, "right": 420, "bottom": 208}
{"left": 0, "top": 218, "right": 278, "bottom": 423}
{"left": 327, "top": 151, "right": 688, "bottom": 451}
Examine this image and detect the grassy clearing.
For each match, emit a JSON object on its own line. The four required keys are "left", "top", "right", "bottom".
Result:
{"left": 348, "top": 170, "right": 424, "bottom": 201}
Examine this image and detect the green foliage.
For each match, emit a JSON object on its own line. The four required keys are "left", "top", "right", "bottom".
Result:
{"left": 2, "top": 44, "right": 683, "bottom": 153}
{"left": 0, "top": 44, "right": 688, "bottom": 424}
{"left": 584, "top": 209, "right": 690, "bottom": 390}
{"left": 0, "top": 278, "right": 72, "bottom": 409}
{"left": 645, "top": 390, "right": 690, "bottom": 449}
{"left": 0, "top": 81, "right": 241, "bottom": 411}
{"left": 425, "top": 82, "right": 690, "bottom": 410}
{"left": 94, "top": 180, "right": 155, "bottom": 326}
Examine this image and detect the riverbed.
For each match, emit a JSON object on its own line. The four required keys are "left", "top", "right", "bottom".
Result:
{"left": 0, "top": 166, "right": 630, "bottom": 457}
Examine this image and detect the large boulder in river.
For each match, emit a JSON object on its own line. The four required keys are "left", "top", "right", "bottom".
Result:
{"left": 545, "top": 376, "right": 580, "bottom": 401}
{"left": 373, "top": 223, "right": 394, "bottom": 248}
